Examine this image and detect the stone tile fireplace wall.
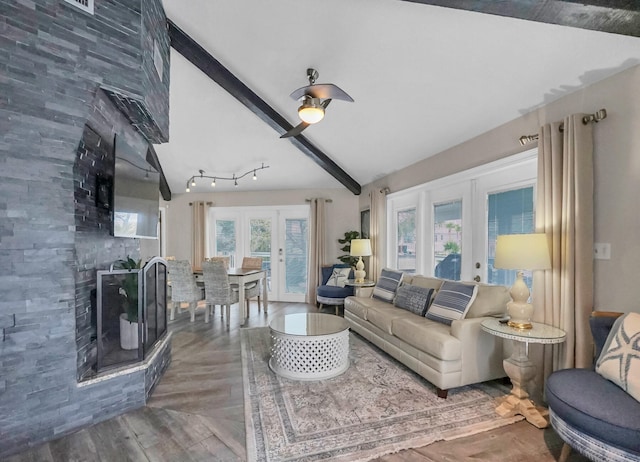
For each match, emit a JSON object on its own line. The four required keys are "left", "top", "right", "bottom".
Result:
{"left": 0, "top": 0, "right": 170, "bottom": 456}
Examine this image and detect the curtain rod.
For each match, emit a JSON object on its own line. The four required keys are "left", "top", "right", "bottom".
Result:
{"left": 518, "top": 108, "right": 607, "bottom": 146}
{"left": 189, "top": 201, "right": 214, "bottom": 206}
{"left": 305, "top": 198, "right": 333, "bottom": 203}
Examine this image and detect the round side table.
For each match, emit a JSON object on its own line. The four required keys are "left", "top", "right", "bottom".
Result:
{"left": 481, "top": 318, "right": 566, "bottom": 429}
{"left": 344, "top": 279, "right": 376, "bottom": 297}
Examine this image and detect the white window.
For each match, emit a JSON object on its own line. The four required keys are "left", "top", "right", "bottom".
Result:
{"left": 387, "top": 149, "right": 537, "bottom": 283}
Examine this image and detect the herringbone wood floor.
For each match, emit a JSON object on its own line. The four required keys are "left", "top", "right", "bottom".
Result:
{"left": 7, "top": 302, "right": 589, "bottom": 461}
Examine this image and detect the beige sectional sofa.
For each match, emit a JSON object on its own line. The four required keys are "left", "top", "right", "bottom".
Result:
{"left": 344, "top": 275, "right": 510, "bottom": 398}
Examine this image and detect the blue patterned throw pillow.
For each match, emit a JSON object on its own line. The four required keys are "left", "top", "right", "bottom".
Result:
{"left": 596, "top": 312, "right": 640, "bottom": 402}
{"left": 426, "top": 281, "right": 477, "bottom": 325}
{"left": 372, "top": 269, "right": 403, "bottom": 302}
{"left": 394, "top": 285, "right": 434, "bottom": 316}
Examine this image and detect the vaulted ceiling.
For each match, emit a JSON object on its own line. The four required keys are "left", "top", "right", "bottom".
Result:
{"left": 155, "top": 0, "right": 640, "bottom": 195}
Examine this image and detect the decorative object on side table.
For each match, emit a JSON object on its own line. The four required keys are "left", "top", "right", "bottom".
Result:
{"left": 481, "top": 318, "right": 566, "bottom": 428}
{"left": 494, "top": 233, "right": 551, "bottom": 329}
{"left": 350, "top": 238, "right": 372, "bottom": 283}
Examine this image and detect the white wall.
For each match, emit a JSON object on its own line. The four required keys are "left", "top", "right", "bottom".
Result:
{"left": 162, "top": 188, "right": 359, "bottom": 266}
{"left": 362, "top": 64, "right": 640, "bottom": 313}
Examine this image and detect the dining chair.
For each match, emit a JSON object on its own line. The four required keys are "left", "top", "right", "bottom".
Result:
{"left": 242, "top": 256, "right": 263, "bottom": 312}
{"left": 201, "top": 260, "right": 240, "bottom": 327}
{"left": 166, "top": 259, "right": 203, "bottom": 322}
{"left": 205, "top": 256, "right": 230, "bottom": 268}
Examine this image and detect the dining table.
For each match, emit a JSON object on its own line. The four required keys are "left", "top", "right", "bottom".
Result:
{"left": 195, "top": 267, "right": 268, "bottom": 325}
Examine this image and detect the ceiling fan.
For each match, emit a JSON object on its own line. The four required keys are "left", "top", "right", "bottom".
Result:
{"left": 280, "top": 68, "right": 354, "bottom": 139}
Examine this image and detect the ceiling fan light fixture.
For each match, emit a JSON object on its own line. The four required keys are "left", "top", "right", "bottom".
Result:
{"left": 298, "top": 98, "right": 325, "bottom": 124}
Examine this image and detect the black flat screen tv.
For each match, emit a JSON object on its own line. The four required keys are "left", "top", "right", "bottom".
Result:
{"left": 112, "top": 134, "right": 160, "bottom": 239}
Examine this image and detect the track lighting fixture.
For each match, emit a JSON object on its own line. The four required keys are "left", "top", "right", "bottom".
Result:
{"left": 185, "top": 163, "right": 269, "bottom": 192}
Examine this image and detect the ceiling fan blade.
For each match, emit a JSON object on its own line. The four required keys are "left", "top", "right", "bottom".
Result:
{"left": 321, "top": 98, "right": 332, "bottom": 109}
{"left": 307, "top": 83, "right": 354, "bottom": 102}
{"left": 289, "top": 84, "right": 354, "bottom": 102}
{"left": 280, "top": 121, "right": 310, "bottom": 139}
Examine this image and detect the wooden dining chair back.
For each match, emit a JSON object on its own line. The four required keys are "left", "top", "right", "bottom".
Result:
{"left": 241, "top": 257, "right": 263, "bottom": 312}
{"left": 202, "top": 260, "right": 239, "bottom": 326}
{"left": 166, "top": 259, "right": 203, "bottom": 322}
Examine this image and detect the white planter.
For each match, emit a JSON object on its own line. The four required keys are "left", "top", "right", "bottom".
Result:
{"left": 119, "top": 313, "right": 139, "bottom": 350}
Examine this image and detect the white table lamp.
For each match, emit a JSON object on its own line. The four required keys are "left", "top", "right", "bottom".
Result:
{"left": 494, "top": 233, "right": 551, "bottom": 329}
{"left": 350, "top": 239, "right": 372, "bottom": 283}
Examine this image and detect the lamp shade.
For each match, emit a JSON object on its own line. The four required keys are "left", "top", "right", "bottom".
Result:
{"left": 350, "top": 239, "right": 372, "bottom": 257}
{"left": 494, "top": 234, "right": 551, "bottom": 270}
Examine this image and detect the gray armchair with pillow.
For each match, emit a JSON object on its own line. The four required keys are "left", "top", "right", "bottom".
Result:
{"left": 344, "top": 270, "right": 510, "bottom": 398}
{"left": 545, "top": 311, "right": 640, "bottom": 462}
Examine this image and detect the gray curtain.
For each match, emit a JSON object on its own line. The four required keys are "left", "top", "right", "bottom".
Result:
{"left": 306, "top": 198, "right": 326, "bottom": 304}
{"left": 532, "top": 114, "right": 594, "bottom": 392}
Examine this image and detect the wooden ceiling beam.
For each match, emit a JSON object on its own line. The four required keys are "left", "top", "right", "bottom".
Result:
{"left": 167, "top": 20, "right": 362, "bottom": 195}
{"left": 401, "top": 0, "right": 640, "bottom": 37}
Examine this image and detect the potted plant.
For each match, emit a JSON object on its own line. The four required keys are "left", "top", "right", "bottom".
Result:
{"left": 115, "top": 256, "right": 142, "bottom": 350}
{"left": 338, "top": 230, "right": 360, "bottom": 267}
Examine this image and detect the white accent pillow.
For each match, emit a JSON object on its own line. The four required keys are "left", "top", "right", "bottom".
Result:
{"left": 326, "top": 267, "right": 351, "bottom": 287}
{"left": 596, "top": 312, "right": 640, "bottom": 402}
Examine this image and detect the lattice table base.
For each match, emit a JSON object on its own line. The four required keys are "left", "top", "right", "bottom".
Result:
{"left": 269, "top": 329, "right": 350, "bottom": 380}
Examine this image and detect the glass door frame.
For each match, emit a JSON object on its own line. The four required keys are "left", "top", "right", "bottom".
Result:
{"left": 208, "top": 205, "right": 309, "bottom": 302}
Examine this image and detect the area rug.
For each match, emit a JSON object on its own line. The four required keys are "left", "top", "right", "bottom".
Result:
{"left": 241, "top": 327, "right": 523, "bottom": 462}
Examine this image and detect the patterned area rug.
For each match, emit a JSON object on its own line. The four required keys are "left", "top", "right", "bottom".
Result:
{"left": 241, "top": 327, "right": 522, "bottom": 462}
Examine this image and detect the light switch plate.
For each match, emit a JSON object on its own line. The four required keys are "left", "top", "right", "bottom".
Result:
{"left": 594, "top": 243, "right": 611, "bottom": 260}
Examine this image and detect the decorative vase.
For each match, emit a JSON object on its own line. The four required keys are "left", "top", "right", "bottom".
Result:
{"left": 119, "top": 313, "right": 139, "bottom": 350}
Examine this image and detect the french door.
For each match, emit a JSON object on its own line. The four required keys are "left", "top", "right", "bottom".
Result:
{"left": 209, "top": 206, "right": 308, "bottom": 302}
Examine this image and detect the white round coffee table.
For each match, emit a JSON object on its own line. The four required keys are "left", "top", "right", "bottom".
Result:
{"left": 269, "top": 313, "right": 350, "bottom": 380}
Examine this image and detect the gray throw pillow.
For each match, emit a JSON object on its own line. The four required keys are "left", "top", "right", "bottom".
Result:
{"left": 394, "top": 285, "right": 434, "bottom": 316}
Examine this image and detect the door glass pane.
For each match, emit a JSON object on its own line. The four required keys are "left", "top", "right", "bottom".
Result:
{"left": 434, "top": 200, "right": 462, "bottom": 280}
{"left": 397, "top": 208, "right": 416, "bottom": 273}
{"left": 486, "top": 186, "right": 534, "bottom": 287}
{"left": 215, "top": 219, "right": 236, "bottom": 267}
{"left": 285, "top": 218, "right": 307, "bottom": 294}
{"left": 250, "top": 218, "right": 271, "bottom": 290}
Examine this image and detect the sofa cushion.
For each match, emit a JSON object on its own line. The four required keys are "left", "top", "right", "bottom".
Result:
{"left": 345, "top": 296, "right": 394, "bottom": 321}
{"left": 394, "top": 285, "right": 434, "bottom": 316}
{"left": 596, "top": 312, "right": 640, "bottom": 402}
{"left": 372, "top": 268, "right": 404, "bottom": 302}
{"left": 426, "top": 281, "right": 478, "bottom": 325}
{"left": 365, "top": 305, "right": 416, "bottom": 335}
{"left": 404, "top": 276, "right": 444, "bottom": 293}
{"left": 546, "top": 368, "right": 640, "bottom": 454}
{"left": 465, "top": 282, "right": 510, "bottom": 318}
{"left": 392, "top": 316, "right": 461, "bottom": 361}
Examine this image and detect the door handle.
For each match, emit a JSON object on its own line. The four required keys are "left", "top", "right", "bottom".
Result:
{"left": 474, "top": 275, "right": 481, "bottom": 282}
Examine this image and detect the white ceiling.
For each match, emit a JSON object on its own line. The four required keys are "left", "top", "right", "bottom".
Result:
{"left": 155, "top": 0, "right": 640, "bottom": 195}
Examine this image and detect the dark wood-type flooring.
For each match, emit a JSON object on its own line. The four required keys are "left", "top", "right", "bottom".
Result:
{"left": 7, "top": 302, "right": 589, "bottom": 461}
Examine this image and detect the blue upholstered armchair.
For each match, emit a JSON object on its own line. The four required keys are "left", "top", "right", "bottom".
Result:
{"left": 316, "top": 264, "right": 354, "bottom": 315}
{"left": 545, "top": 312, "right": 640, "bottom": 462}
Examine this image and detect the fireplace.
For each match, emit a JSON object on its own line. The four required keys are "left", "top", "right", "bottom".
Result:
{"left": 96, "top": 257, "right": 168, "bottom": 372}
